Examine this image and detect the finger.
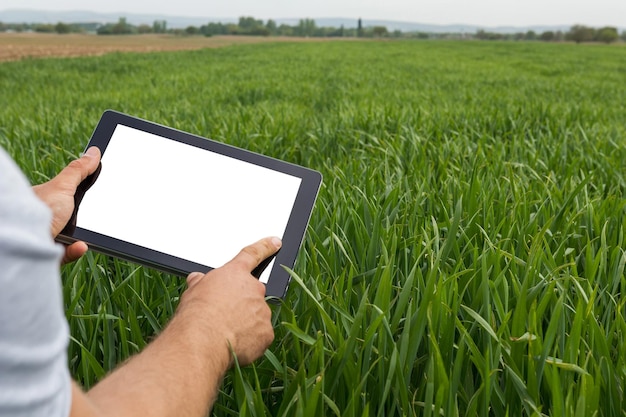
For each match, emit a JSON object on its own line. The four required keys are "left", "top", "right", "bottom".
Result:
{"left": 226, "top": 237, "right": 282, "bottom": 272}
{"left": 62, "top": 241, "right": 88, "bottom": 264}
{"left": 186, "top": 272, "right": 205, "bottom": 288}
{"left": 56, "top": 146, "right": 101, "bottom": 191}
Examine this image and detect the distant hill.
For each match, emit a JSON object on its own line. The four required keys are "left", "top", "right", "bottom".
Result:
{"left": 276, "top": 18, "right": 574, "bottom": 34}
{"left": 0, "top": 8, "right": 591, "bottom": 34}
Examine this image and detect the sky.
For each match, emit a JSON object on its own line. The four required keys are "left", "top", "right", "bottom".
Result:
{"left": 1, "top": 0, "right": 625, "bottom": 28}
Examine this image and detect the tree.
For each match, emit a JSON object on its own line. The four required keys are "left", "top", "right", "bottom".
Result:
{"left": 98, "top": 17, "right": 135, "bottom": 35}
{"left": 595, "top": 26, "right": 618, "bottom": 43}
{"left": 278, "top": 24, "right": 293, "bottom": 36}
{"left": 34, "top": 23, "right": 55, "bottom": 33}
{"left": 566, "top": 25, "right": 595, "bottom": 43}
{"left": 153, "top": 20, "right": 167, "bottom": 34}
{"left": 96, "top": 24, "right": 112, "bottom": 35}
{"left": 111, "top": 17, "right": 132, "bottom": 34}
{"left": 226, "top": 23, "right": 239, "bottom": 34}
{"left": 252, "top": 26, "right": 270, "bottom": 36}
{"left": 138, "top": 24, "right": 152, "bottom": 34}
{"left": 539, "top": 31, "right": 555, "bottom": 41}
{"left": 238, "top": 16, "right": 264, "bottom": 34}
{"left": 185, "top": 25, "right": 200, "bottom": 35}
{"left": 475, "top": 29, "right": 503, "bottom": 40}
{"left": 266, "top": 19, "right": 277, "bottom": 35}
{"left": 357, "top": 18, "right": 363, "bottom": 37}
{"left": 525, "top": 30, "right": 537, "bottom": 40}
{"left": 372, "top": 26, "right": 388, "bottom": 37}
{"left": 621, "top": 30, "right": 626, "bottom": 42}
{"left": 203, "top": 22, "right": 227, "bottom": 36}
{"left": 11, "top": 23, "right": 26, "bottom": 32}
{"left": 55, "top": 22, "right": 72, "bottom": 34}
{"left": 296, "top": 18, "right": 316, "bottom": 37}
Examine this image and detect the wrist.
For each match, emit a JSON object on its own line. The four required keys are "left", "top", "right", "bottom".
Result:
{"left": 171, "top": 296, "right": 235, "bottom": 370}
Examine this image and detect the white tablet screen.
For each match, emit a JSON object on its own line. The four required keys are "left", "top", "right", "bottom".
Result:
{"left": 77, "top": 124, "right": 302, "bottom": 283}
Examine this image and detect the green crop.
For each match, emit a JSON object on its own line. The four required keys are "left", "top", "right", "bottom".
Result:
{"left": 1, "top": 40, "right": 625, "bottom": 416}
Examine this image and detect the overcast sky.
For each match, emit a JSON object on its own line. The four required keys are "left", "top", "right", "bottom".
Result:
{"left": 2, "top": 0, "right": 625, "bottom": 28}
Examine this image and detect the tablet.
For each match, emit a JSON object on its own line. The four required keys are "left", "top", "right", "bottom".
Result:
{"left": 57, "top": 110, "right": 322, "bottom": 299}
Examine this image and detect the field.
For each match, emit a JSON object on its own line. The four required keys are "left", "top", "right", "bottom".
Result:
{"left": 0, "top": 33, "right": 328, "bottom": 61}
{"left": 1, "top": 38, "right": 626, "bottom": 416}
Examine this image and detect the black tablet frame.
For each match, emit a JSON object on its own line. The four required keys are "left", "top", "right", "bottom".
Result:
{"left": 57, "top": 110, "right": 322, "bottom": 299}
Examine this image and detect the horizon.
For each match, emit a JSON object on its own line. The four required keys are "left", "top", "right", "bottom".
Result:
{"left": 1, "top": 0, "right": 625, "bottom": 29}
{"left": 1, "top": 8, "right": 624, "bottom": 32}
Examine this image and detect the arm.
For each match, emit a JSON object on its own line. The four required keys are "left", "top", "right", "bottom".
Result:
{"left": 70, "top": 237, "right": 279, "bottom": 417}
{"left": 37, "top": 148, "right": 278, "bottom": 416}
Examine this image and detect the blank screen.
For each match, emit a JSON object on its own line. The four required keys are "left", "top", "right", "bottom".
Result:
{"left": 77, "top": 124, "right": 302, "bottom": 283}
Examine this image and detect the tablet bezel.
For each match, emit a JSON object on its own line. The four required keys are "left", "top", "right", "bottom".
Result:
{"left": 57, "top": 110, "right": 322, "bottom": 299}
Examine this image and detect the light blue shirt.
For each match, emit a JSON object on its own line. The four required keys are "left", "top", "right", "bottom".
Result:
{"left": 0, "top": 147, "right": 71, "bottom": 417}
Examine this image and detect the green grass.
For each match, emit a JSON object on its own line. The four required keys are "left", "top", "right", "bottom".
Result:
{"left": 1, "top": 40, "right": 625, "bottom": 416}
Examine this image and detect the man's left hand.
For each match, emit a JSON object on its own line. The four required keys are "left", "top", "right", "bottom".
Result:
{"left": 33, "top": 146, "right": 101, "bottom": 263}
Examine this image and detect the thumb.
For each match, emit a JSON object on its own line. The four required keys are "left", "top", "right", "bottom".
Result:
{"left": 56, "top": 146, "right": 101, "bottom": 191}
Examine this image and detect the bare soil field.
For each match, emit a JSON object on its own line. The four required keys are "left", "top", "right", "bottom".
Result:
{"left": 0, "top": 33, "right": 322, "bottom": 62}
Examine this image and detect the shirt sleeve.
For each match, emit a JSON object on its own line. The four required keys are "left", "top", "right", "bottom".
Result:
{"left": 0, "top": 147, "right": 72, "bottom": 417}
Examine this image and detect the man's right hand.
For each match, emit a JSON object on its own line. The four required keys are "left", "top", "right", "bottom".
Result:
{"left": 76, "top": 237, "right": 282, "bottom": 417}
{"left": 180, "top": 236, "right": 281, "bottom": 366}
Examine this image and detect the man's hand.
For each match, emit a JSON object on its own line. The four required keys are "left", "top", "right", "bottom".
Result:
{"left": 75, "top": 237, "right": 282, "bottom": 417}
{"left": 180, "top": 236, "right": 281, "bottom": 366}
{"left": 33, "top": 146, "right": 101, "bottom": 263}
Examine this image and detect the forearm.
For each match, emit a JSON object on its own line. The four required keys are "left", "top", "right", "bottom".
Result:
{"left": 69, "top": 237, "right": 278, "bottom": 417}
{"left": 78, "top": 306, "right": 232, "bottom": 417}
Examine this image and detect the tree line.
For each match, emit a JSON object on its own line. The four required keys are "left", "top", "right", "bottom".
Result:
{"left": 0, "top": 18, "right": 624, "bottom": 43}
{"left": 476, "top": 25, "right": 621, "bottom": 43}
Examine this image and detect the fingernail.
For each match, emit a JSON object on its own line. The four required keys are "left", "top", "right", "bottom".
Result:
{"left": 187, "top": 272, "right": 205, "bottom": 286}
{"left": 271, "top": 237, "right": 282, "bottom": 248}
{"left": 188, "top": 272, "right": 204, "bottom": 281}
{"left": 84, "top": 147, "right": 99, "bottom": 158}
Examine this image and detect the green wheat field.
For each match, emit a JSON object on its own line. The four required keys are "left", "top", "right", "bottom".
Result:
{"left": 1, "top": 40, "right": 625, "bottom": 416}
